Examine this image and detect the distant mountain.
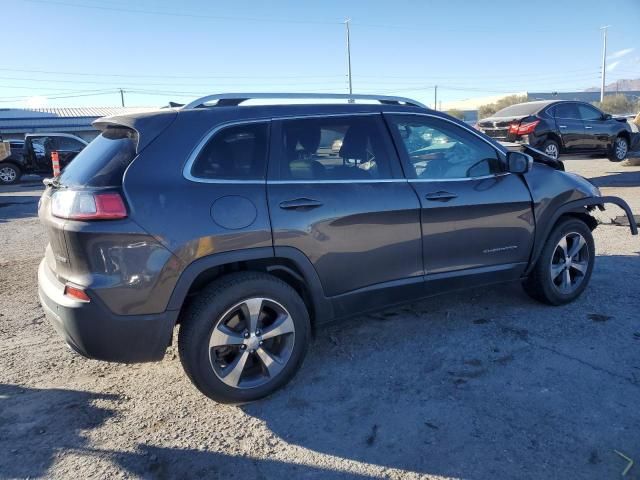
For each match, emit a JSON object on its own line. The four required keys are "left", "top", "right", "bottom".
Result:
{"left": 585, "top": 78, "right": 640, "bottom": 92}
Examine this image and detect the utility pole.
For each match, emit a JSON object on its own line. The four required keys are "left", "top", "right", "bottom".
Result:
{"left": 345, "top": 18, "right": 353, "bottom": 98}
{"left": 119, "top": 88, "right": 125, "bottom": 107}
{"left": 434, "top": 85, "right": 437, "bottom": 110}
{"left": 600, "top": 26, "right": 610, "bottom": 103}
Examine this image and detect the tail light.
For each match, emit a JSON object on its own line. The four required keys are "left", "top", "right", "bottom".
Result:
{"left": 51, "top": 190, "right": 127, "bottom": 220}
{"left": 509, "top": 120, "right": 540, "bottom": 136}
{"left": 64, "top": 284, "right": 90, "bottom": 302}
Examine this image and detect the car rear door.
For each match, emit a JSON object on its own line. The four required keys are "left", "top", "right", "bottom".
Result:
{"left": 267, "top": 114, "right": 423, "bottom": 312}
{"left": 551, "top": 103, "right": 585, "bottom": 151}
{"left": 385, "top": 113, "right": 534, "bottom": 289}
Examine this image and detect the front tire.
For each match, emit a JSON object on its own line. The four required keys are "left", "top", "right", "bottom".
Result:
{"left": 523, "top": 218, "right": 595, "bottom": 305}
{"left": 608, "top": 135, "right": 628, "bottom": 162}
{"left": 178, "top": 272, "right": 310, "bottom": 403}
{"left": 0, "top": 163, "right": 21, "bottom": 185}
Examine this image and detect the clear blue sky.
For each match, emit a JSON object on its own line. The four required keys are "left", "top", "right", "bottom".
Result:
{"left": 2, "top": 0, "right": 639, "bottom": 108}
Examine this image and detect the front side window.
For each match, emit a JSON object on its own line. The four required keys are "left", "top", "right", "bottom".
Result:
{"left": 578, "top": 104, "right": 603, "bottom": 121}
{"left": 191, "top": 122, "right": 269, "bottom": 180}
{"left": 279, "top": 116, "right": 392, "bottom": 180}
{"left": 389, "top": 115, "right": 504, "bottom": 180}
{"left": 553, "top": 103, "right": 580, "bottom": 119}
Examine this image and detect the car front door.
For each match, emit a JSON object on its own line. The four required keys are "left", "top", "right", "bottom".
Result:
{"left": 577, "top": 104, "right": 610, "bottom": 151}
{"left": 24, "top": 136, "right": 54, "bottom": 172}
{"left": 551, "top": 103, "right": 585, "bottom": 152}
{"left": 267, "top": 114, "right": 423, "bottom": 313}
{"left": 385, "top": 113, "right": 534, "bottom": 289}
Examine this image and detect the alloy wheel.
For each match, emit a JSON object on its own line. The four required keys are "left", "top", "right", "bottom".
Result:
{"left": 544, "top": 143, "right": 559, "bottom": 159}
{"left": 0, "top": 166, "right": 16, "bottom": 183}
{"left": 208, "top": 297, "right": 295, "bottom": 389}
{"left": 549, "top": 232, "right": 589, "bottom": 294}
{"left": 615, "top": 138, "right": 628, "bottom": 160}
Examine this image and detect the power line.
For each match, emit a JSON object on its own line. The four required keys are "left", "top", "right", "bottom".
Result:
{"left": 21, "top": 0, "right": 344, "bottom": 25}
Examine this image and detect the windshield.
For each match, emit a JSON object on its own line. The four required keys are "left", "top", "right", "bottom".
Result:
{"left": 492, "top": 103, "right": 543, "bottom": 118}
{"left": 58, "top": 128, "right": 137, "bottom": 187}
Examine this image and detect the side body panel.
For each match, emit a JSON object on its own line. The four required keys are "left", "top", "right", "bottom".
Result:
{"left": 267, "top": 115, "right": 423, "bottom": 299}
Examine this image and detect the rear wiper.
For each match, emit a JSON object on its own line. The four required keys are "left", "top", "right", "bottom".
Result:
{"left": 43, "top": 177, "right": 62, "bottom": 188}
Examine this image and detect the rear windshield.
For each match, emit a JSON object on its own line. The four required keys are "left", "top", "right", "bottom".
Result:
{"left": 492, "top": 103, "right": 543, "bottom": 118}
{"left": 59, "top": 128, "right": 137, "bottom": 187}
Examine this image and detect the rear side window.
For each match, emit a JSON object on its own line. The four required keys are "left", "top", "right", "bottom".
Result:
{"left": 553, "top": 103, "right": 580, "bottom": 119}
{"left": 55, "top": 137, "right": 85, "bottom": 151}
{"left": 279, "top": 116, "right": 392, "bottom": 180}
{"left": 59, "top": 128, "right": 137, "bottom": 187}
{"left": 190, "top": 122, "right": 269, "bottom": 180}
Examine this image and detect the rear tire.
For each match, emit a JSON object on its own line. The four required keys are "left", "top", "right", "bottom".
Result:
{"left": 0, "top": 163, "right": 21, "bottom": 185}
{"left": 178, "top": 272, "right": 310, "bottom": 404}
{"left": 542, "top": 139, "right": 560, "bottom": 160}
{"left": 523, "top": 218, "right": 595, "bottom": 305}
{"left": 608, "top": 135, "right": 628, "bottom": 162}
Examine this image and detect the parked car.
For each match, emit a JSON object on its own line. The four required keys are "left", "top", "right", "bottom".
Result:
{"left": 0, "top": 133, "right": 88, "bottom": 185}
{"left": 37, "top": 93, "right": 637, "bottom": 403}
{"left": 476, "top": 100, "right": 633, "bottom": 161}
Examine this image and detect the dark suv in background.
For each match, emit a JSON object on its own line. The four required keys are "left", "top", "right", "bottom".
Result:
{"left": 0, "top": 133, "right": 87, "bottom": 184}
{"left": 476, "top": 100, "right": 633, "bottom": 161}
{"left": 37, "top": 93, "right": 637, "bottom": 403}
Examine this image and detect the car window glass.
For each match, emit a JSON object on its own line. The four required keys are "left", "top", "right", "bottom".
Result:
{"left": 55, "top": 137, "right": 84, "bottom": 151}
{"left": 279, "top": 116, "right": 391, "bottom": 180}
{"left": 390, "top": 116, "right": 504, "bottom": 180}
{"left": 578, "top": 104, "right": 603, "bottom": 121}
{"left": 191, "top": 122, "right": 269, "bottom": 180}
{"left": 554, "top": 103, "right": 580, "bottom": 119}
{"left": 30, "top": 137, "right": 49, "bottom": 159}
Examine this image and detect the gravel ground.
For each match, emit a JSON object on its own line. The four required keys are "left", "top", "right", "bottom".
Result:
{"left": 0, "top": 161, "right": 639, "bottom": 480}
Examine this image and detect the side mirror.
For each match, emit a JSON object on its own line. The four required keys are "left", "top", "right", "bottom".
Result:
{"left": 507, "top": 151, "right": 532, "bottom": 174}
{"left": 603, "top": 113, "right": 612, "bottom": 120}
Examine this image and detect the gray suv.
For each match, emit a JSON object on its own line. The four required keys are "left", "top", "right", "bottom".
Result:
{"left": 37, "top": 93, "right": 638, "bottom": 403}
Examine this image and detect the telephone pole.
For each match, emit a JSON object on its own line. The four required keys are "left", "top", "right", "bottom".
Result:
{"left": 434, "top": 85, "right": 438, "bottom": 110}
{"left": 119, "top": 88, "right": 125, "bottom": 107}
{"left": 345, "top": 18, "right": 353, "bottom": 98}
{"left": 600, "top": 26, "right": 610, "bottom": 103}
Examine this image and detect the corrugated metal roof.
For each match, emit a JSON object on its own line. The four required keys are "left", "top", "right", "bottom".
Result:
{"left": 0, "top": 106, "right": 157, "bottom": 120}
{"left": 0, "top": 106, "right": 159, "bottom": 134}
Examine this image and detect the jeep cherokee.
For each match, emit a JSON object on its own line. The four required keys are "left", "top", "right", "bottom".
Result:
{"left": 37, "top": 93, "right": 638, "bottom": 403}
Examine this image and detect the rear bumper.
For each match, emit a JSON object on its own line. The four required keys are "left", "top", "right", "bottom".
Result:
{"left": 38, "top": 259, "right": 177, "bottom": 363}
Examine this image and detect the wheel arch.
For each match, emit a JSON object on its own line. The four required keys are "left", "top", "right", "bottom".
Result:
{"left": 543, "top": 132, "right": 563, "bottom": 151}
{"left": 617, "top": 130, "right": 631, "bottom": 144}
{"left": 168, "top": 246, "right": 333, "bottom": 329}
{"left": 0, "top": 160, "right": 22, "bottom": 172}
{"left": 525, "top": 195, "right": 638, "bottom": 275}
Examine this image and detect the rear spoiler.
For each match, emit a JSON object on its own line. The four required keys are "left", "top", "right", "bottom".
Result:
{"left": 500, "top": 141, "right": 564, "bottom": 171}
{"left": 93, "top": 110, "right": 177, "bottom": 153}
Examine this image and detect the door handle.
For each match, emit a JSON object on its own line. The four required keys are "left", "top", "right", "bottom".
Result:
{"left": 585, "top": 126, "right": 593, "bottom": 129}
{"left": 559, "top": 125, "right": 567, "bottom": 129}
{"left": 279, "top": 198, "right": 324, "bottom": 210}
{"left": 425, "top": 191, "right": 458, "bottom": 201}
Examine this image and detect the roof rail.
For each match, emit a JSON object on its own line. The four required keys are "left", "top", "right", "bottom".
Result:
{"left": 182, "top": 93, "right": 427, "bottom": 110}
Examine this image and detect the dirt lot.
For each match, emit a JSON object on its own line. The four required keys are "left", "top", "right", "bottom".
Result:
{"left": 1, "top": 159, "right": 639, "bottom": 480}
